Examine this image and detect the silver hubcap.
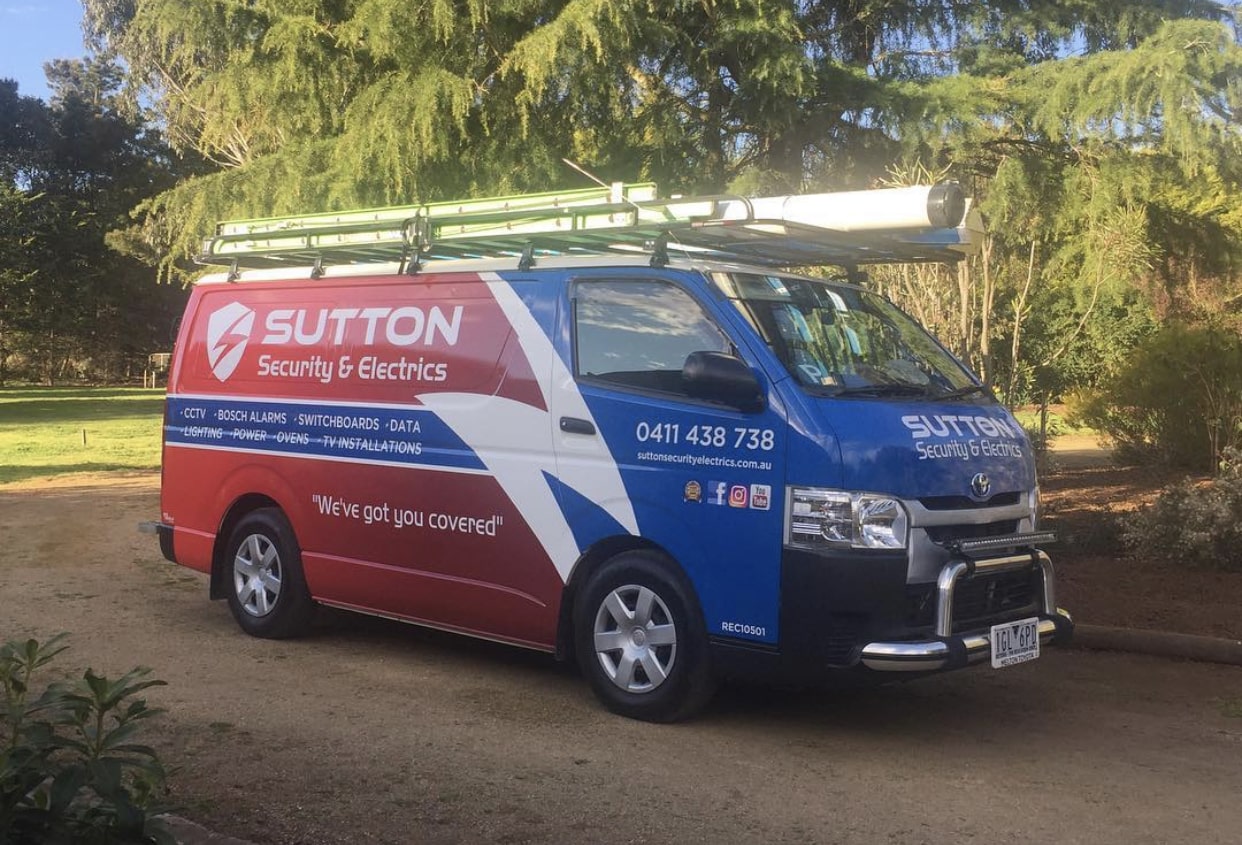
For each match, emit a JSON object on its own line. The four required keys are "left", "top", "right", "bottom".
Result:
{"left": 233, "top": 533, "right": 283, "bottom": 618}
{"left": 593, "top": 584, "right": 678, "bottom": 694}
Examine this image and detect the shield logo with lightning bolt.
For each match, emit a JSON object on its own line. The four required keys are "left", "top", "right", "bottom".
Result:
{"left": 206, "top": 301, "right": 256, "bottom": 383}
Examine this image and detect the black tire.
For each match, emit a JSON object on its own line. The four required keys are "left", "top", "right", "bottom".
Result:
{"left": 223, "top": 508, "right": 314, "bottom": 639}
{"left": 574, "top": 551, "right": 717, "bottom": 722}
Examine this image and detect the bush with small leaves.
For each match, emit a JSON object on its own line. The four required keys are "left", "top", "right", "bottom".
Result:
{"left": 1122, "top": 447, "right": 1242, "bottom": 572}
{"left": 0, "top": 635, "right": 174, "bottom": 844}
{"left": 1068, "top": 322, "right": 1242, "bottom": 472}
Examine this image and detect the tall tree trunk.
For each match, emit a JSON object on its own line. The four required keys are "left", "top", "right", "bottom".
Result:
{"left": 979, "top": 236, "right": 995, "bottom": 383}
{"left": 1008, "top": 240, "right": 1038, "bottom": 406}
{"left": 957, "top": 259, "right": 972, "bottom": 362}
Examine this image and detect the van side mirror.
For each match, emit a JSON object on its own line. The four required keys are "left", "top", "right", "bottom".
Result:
{"left": 682, "top": 351, "right": 766, "bottom": 413}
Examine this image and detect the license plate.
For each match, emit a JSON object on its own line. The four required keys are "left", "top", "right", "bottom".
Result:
{"left": 990, "top": 617, "right": 1040, "bottom": 668}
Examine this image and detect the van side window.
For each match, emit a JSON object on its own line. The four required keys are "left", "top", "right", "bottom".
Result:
{"left": 574, "top": 280, "right": 732, "bottom": 395}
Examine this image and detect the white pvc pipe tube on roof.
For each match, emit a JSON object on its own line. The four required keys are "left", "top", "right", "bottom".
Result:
{"left": 719, "top": 183, "right": 966, "bottom": 232}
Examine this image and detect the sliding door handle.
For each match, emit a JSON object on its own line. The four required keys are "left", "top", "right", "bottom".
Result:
{"left": 559, "top": 417, "right": 597, "bottom": 436}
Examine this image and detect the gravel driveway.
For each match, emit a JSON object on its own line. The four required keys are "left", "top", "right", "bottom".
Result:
{"left": 2, "top": 474, "right": 1240, "bottom": 844}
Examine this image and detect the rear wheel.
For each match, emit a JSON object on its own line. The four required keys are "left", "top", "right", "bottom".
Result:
{"left": 574, "top": 551, "right": 716, "bottom": 722}
{"left": 224, "top": 508, "right": 314, "bottom": 639}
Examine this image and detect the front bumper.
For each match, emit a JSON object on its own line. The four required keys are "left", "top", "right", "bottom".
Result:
{"left": 859, "top": 550, "right": 1073, "bottom": 672}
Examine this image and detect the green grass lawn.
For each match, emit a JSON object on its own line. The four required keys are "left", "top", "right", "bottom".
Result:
{"left": 0, "top": 387, "right": 164, "bottom": 485}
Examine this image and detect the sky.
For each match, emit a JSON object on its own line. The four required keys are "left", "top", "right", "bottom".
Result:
{"left": 0, "top": 1, "right": 85, "bottom": 101}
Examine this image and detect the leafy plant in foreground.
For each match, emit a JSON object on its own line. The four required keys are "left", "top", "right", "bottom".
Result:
{"left": 0, "top": 635, "right": 174, "bottom": 844}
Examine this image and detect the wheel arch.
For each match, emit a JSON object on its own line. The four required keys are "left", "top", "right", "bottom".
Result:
{"left": 555, "top": 535, "right": 701, "bottom": 662}
{"left": 210, "top": 493, "right": 283, "bottom": 600}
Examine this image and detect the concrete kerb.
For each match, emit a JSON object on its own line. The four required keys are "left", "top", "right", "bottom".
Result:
{"left": 1072, "top": 624, "right": 1242, "bottom": 666}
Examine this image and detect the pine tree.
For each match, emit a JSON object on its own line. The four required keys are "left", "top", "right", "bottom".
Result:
{"left": 0, "top": 62, "right": 187, "bottom": 382}
{"left": 80, "top": 1, "right": 1242, "bottom": 410}
{"left": 81, "top": 2, "right": 1239, "bottom": 274}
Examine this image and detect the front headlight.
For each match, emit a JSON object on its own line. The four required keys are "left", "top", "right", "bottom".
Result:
{"left": 785, "top": 487, "right": 908, "bottom": 550}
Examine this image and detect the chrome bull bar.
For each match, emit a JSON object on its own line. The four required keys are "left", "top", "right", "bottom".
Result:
{"left": 859, "top": 550, "right": 1074, "bottom": 672}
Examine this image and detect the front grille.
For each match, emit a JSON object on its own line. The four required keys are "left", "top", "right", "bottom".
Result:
{"left": 924, "top": 520, "right": 1019, "bottom": 544}
{"left": 952, "top": 568, "right": 1038, "bottom": 630}
{"left": 905, "top": 567, "right": 1040, "bottom": 631}
{"left": 919, "top": 492, "right": 1021, "bottom": 510}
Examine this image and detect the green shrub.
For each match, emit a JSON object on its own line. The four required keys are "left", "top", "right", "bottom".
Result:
{"left": 1068, "top": 322, "right": 1242, "bottom": 471}
{"left": 0, "top": 635, "right": 173, "bottom": 844}
{"left": 1047, "top": 510, "right": 1123, "bottom": 556}
{"left": 1121, "top": 447, "right": 1242, "bottom": 572}
{"left": 1014, "top": 410, "right": 1069, "bottom": 474}
{"left": 1065, "top": 388, "right": 1163, "bottom": 465}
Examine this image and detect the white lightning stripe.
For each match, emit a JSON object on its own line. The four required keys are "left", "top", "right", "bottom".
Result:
{"left": 413, "top": 392, "right": 584, "bottom": 581}
{"left": 484, "top": 275, "right": 637, "bottom": 537}
{"left": 414, "top": 276, "right": 637, "bottom": 583}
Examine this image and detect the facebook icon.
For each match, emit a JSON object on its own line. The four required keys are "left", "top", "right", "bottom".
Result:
{"left": 707, "top": 480, "right": 728, "bottom": 506}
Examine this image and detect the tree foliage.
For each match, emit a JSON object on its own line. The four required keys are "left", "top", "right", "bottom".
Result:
{"left": 0, "top": 62, "right": 187, "bottom": 383}
{"left": 878, "top": 9, "right": 1242, "bottom": 401}
{"left": 1071, "top": 320, "right": 1242, "bottom": 470}
{"left": 69, "top": 0, "right": 1242, "bottom": 418}
{"left": 80, "top": 2, "right": 1234, "bottom": 265}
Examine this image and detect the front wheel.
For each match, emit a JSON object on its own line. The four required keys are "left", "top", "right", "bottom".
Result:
{"left": 224, "top": 508, "right": 314, "bottom": 639}
{"left": 574, "top": 551, "right": 716, "bottom": 722}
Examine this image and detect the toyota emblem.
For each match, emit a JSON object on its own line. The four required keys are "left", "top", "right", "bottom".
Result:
{"left": 970, "top": 472, "right": 991, "bottom": 499}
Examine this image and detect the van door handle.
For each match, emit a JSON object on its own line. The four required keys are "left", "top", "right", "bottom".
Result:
{"left": 559, "top": 417, "right": 596, "bottom": 436}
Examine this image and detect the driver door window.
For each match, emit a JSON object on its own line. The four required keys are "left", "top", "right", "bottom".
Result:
{"left": 574, "top": 279, "right": 732, "bottom": 396}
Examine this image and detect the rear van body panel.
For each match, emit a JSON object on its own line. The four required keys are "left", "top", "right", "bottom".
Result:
{"left": 164, "top": 272, "right": 573, "bottom": 649}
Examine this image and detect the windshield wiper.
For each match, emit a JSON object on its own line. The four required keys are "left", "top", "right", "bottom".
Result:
{"left": 935, "top": 384, "right": 993, "bottom": 401}
{"left": 828, "top": 383, "right": 931, "bottom": 398}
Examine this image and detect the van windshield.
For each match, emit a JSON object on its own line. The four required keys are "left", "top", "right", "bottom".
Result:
{"left": 713, "top": 272, "right": 984, "bottom": 399}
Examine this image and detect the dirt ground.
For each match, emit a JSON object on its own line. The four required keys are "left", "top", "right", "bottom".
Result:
{"left": 1042, "top": 437, "right": 1242, "bottom": 640}
{"left": 2, "top": 470, "right": 1241, "bottom": 844}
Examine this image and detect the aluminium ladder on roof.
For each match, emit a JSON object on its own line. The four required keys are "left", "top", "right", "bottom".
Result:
{"left": 197, "top": 181, "right": 981, "bottom": 274}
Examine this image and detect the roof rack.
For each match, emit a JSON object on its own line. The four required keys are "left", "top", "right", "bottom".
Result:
{"left": 197, "top": 181, "right": 981, "bottom": 274}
